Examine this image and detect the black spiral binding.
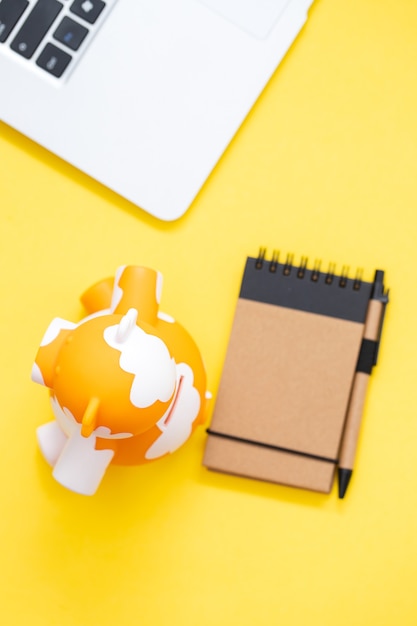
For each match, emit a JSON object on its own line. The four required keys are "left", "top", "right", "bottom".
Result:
{"left": 242, "top": 248, "right": 374, "bottom": 324}
{"left": 255, "top": 248, "right": 364, "bottom": 291}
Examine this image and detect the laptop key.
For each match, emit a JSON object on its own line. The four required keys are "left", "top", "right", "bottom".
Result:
{"left": 54, "top": 16, "right": 89, "bottom": 51}
{"left": 10, "top": 0, "right": 63, "bottom": 59}
{"left": 0, "top": 0, "right": 29, "bottom": 44}
{"left": 70, "top": 0, "right": 105, "bottom": 25}
{"left": 36, "top": 42, "right": 72, "bottom": 77}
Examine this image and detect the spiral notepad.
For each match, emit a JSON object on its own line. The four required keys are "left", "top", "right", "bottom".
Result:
{"left": 204, "top": 250, "right": 380, "bottom": 493}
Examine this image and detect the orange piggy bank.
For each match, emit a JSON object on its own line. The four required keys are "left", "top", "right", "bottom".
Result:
{"left": 32, "top": 266, "right": 210, "bottom": 495}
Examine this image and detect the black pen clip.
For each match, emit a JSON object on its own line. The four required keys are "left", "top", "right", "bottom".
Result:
{"left": 372, "top": 270, "right": 389, "bottom": 365}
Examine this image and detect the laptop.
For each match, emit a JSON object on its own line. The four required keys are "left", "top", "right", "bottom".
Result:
{"left": 0, "top": 0, "right": 314, "bottom": 221}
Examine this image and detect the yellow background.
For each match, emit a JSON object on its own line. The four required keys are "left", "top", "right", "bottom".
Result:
{"left": 1, "top": 1, "right": 416, "bottom": 624}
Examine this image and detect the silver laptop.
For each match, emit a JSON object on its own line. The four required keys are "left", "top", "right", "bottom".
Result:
{"left": 0, "top": 0, "right": 314, "bottom": 220}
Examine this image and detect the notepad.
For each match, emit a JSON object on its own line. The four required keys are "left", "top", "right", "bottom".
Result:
{"left": 204, "top": 250, "right": 378, "bottom": 493}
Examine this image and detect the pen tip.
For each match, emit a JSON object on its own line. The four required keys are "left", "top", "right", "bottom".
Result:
{"left": 338, "top": 468, "right": 352, "bottom": 499}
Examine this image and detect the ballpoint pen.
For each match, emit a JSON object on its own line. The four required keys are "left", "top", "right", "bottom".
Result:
{"left": 338, "top": 270, "right": 389, "bottom": 498}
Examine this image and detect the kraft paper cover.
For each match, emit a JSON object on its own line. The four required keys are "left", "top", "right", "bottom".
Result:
{"left": 204, "top": 298, "right": 365, "bottom": 492}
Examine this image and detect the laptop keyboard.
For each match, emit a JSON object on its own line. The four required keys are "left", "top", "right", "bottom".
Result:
{"left": 0, "top": 0, "right": 112, "bottom": 79}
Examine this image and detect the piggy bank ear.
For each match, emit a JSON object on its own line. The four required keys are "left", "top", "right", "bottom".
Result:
{"left": 31, "top": 318, "right": 76, "bottom": 388}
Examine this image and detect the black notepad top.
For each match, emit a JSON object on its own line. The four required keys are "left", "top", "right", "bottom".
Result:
{"left": 240, "top": 256, "right": 372, "bottom": 323}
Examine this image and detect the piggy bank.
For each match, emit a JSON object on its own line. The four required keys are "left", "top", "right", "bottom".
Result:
{"left": 32, "top": 266, "right": 209, "bottom": 495}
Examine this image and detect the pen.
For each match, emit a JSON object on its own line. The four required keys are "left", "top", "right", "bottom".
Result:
{"left": 338, "top": 270, "right": 389, "bottom": 498}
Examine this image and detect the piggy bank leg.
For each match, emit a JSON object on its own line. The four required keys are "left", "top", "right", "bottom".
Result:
{"left": 80, "top": 277, "right": 114, "bottom": 314}
{"left": 37, "top": 421, "right": 68, "bottom": 467}
{"left": 52, "top": 432, "right": 114, "bottom": 496}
